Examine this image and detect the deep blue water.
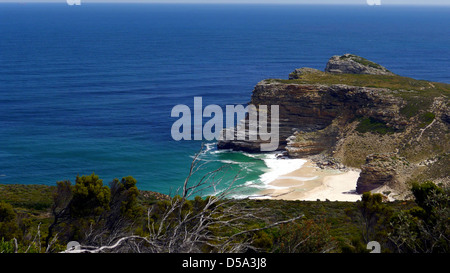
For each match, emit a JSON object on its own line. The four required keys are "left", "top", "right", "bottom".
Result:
{"left": 0, "top": 4, "right": 449, "bottom": 196}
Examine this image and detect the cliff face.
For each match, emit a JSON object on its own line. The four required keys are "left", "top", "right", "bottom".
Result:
{"left": 356, "top": 153, "right": 414, "bottom": 195}
{"left": 218, "top": 54, "right": 450, "bottom": 198}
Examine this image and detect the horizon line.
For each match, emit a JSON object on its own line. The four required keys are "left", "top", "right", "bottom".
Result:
{"left": 1, "top": 1, "right": 450, "bottom": 6}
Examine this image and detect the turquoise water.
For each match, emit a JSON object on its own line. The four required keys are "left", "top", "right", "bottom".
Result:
{"left": 0, "top": 4, "right": 449, "bottom": 197}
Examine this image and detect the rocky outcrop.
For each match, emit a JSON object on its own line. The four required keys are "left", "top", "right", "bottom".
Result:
{"left": 218, "top": 54, "right": 449, "bottom": 198}
{"left": 139, "top": 190, "right": 171, "bottom": 201}
{"left": 285, "top": 125, "right": 339, "bottom": 157}
{"left": 356, "top": 153, "right": 412, "bottom": 194}
{"left": 325, "top": 54, "right": 395, "bottom": 76}
{"left": 218, "top": 81, "right": 407, "bottom": 155}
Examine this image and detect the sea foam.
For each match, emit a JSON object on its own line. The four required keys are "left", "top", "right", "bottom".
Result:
{"left": 237, "top": 154, "right": 307, "bottom": 192}
{"left": 260, "top": 154, "right": 307, "bottom": 185}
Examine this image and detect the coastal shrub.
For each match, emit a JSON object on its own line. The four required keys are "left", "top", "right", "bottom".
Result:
{"left": 273, "top": 218, "right": 336, "bottom": 253}
{"left": 421, "top": 112, "right": 436, "bottom": 124}
{"left": 3, "top": 182, "right": 442, "bottom": 253}
{"left": 410, "top": 181, "right": 444, "bottom": 220}
{"left": 0, "top": 202, "right": 21, "bottom": 241}
{"left": 252, "top": 230, "right": 274, "bottom": 250}
{"left": 418, "top": 112, "right": 436, "bottom": 128}
{"left": 400, "top": 99, "right": 419, "bottom": 118}
{"left": 109, "top": 176, "right": 141, "bottom": 219}
{"left": 0, "top": 238, "right": 16, "bottom": 253}
{"left": 0, "top": 185, "right": 53, "bottom": 211}
{"left": 338, "top": 235, "right": 369, "bottom": 253}
{"left": 71, "top": 173, "right": 111, "bottom": 218}
{"left": 389, "top": 183, "right": 449, "bottom": 253}
{"left": 0, "top": 201, "right": 16, "bottom": 222}
{"left": 45, "top": 174, "right": 143, "bottom": 248}
{"left": 346, "top": 192, "right": 393, "bottom": 251}
{"left": 355, "top": 117, "right": 396, "bottom": 135}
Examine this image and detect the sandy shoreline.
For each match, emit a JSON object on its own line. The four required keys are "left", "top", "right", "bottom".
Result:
{"left": 257, "top": 159, "right": 361, "bottom": 202}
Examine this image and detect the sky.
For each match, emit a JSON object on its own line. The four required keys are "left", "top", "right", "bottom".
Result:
{"left": 0, "top": 0, "right": 449, "bottom": 5}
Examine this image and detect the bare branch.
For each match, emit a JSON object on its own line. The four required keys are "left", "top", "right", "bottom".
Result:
{"left": 61, "top": 144, "right": 304, "bottom": 253}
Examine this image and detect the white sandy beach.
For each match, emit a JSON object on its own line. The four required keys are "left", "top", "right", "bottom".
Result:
{"left": 258, "top": 159, "right": 361, "bottom": 202}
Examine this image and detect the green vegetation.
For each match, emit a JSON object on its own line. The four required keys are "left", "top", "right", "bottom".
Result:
{"left": 0, "top": 179, "right": 448, "bottom": 253}
{"left": 418, "top": 112, "right": 436, "bottom": 128}
{"left": 71, "top": 173, "right": 111, "bottom": 217}
{"left": 348, "top": 193, "right": 393, "bottom": 249}
{"left": 0, "top": 175, "right": 164, "bottom": 253}
{"left": 399, "top": 95, "right": 424, "bottom": 118}
{"left": 0, "top": 184, "right": 53, "bottom": 212}
{"left": 44, "top": 173, "right": 144, "bottom": 248}
{"left": 389, "top": 182, "right": 449, "bottom": 253}
{"left": 355, "top": 117, "right": 397, "bottom": 135}
{"left": 0, "top": 202, "right": 21, "bottom": 241}
{"left": 268, "top": 72, "right": 449, "bottom": 95}
{"left": 272, "top": 218, "right": 336, "bottom": 253}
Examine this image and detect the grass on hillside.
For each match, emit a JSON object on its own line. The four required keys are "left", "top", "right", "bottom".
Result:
{"left": 267, "top": 72, "right": 449, "bottom": 95}
{"left": 355, "top": 117, "right": 397, "bottom": 135}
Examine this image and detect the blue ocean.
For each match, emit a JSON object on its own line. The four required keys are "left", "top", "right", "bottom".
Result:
{"left": 0, "top": 4, "right": 449, "bottom": 197}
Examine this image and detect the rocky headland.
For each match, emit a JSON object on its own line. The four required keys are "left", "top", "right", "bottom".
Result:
{"left": 218, "top": 54, "right": 449, "bottom": 199}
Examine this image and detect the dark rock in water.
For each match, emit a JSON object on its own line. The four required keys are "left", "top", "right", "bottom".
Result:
{"left": 324, "top": 54, "right": 395, "bottom": 76}
{"left": 276, "top": 151, "right": 288, "bottom": 159}
{"left": 216, "top": 134, "right": 269, "bottom": 153}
